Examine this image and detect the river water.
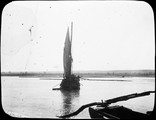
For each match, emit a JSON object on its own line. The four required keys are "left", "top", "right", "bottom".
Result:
{"left": 1, "top": 76, "right": 155, "bottom": 118}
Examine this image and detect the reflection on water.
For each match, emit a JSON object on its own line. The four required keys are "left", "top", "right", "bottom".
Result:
{"left": 60, "top": 90, "right": 80, "bottom": 116}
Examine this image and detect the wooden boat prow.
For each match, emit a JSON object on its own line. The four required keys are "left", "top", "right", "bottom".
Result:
{"left": 89, "top": 105, "right": 150, "bottom": 119}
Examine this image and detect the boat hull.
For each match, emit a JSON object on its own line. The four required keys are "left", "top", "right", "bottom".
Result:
{"left": 60, "top": 75, "right": 80, "bottom": 90}
{"left": 89, "top": 106, "right": 149, "bottom": 119}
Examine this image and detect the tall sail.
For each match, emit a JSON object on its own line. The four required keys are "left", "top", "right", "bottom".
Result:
{"left": 63, "top": 26, "right": 73, "bottom": 78}
{"left": 60, "top": 22, "right": 80, "bottom": 90}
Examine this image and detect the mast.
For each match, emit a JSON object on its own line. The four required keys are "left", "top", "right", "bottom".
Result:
{"left": 71, "top": 22, "right": 73, "bottom": 74}
{"left": 71, "top": 22, "right": 73, "bottom": 45}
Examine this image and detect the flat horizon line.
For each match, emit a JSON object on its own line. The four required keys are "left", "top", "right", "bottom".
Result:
{"left": 1, "top": 69, "right": 155, "bottom": 73}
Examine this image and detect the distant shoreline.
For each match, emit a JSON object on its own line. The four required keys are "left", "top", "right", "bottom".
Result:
{"left": 1, "top": 70, "right": 155, "bottom": 78}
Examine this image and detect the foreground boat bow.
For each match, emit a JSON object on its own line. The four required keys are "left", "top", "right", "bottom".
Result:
{"left": 57, "top": 91, "right": 154, "bottom": 119}
{"left": 89, "top": 105, "right": 150, "bottom": 119}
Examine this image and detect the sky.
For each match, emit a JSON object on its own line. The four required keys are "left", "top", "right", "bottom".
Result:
{"left": 1, "top": 1, "right": 155, "bottom": 72}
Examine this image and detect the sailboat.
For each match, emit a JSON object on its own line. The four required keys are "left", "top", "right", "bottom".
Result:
{"left": 60, "top": 22, "right": 80, "bottom": 90}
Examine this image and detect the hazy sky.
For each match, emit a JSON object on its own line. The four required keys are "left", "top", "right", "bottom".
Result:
{"left": 1, "top": 1, "right": 155, "bottom": 72}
